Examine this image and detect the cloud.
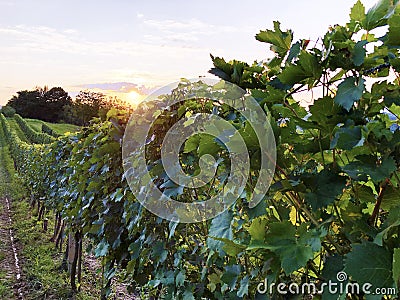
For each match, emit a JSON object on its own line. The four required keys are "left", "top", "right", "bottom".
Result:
{"left": 143, "top": 18, "right": 239, "bottom": 33}
{"left": 0, "top": 24, "right": 211, "bottom": 86}
{"left": 141, "top": 18, "right": 252, "bottom": 44}
{"left": 0, "top": 24, "right": 207, "bottom": 56}
{"left": 75, "top": 82, "right": 157, "bottom": 95}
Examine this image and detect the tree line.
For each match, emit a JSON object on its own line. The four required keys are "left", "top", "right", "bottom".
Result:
{"left": 2, "top": 86, "right": 132, "bottom": 126}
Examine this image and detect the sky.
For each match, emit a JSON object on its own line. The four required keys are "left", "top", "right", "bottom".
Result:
{"left": 0, "top": 0, "right": 380, "bottom": 106}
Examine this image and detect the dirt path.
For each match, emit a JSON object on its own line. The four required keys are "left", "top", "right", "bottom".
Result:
{"left": 0, "top": 197, "right": 25, "bottom": 299}
{"left": 83, "top": 251, "right": 138, "bottom": 299}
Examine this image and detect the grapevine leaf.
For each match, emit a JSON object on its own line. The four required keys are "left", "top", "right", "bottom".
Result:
{"left": 278, "top": 51, "right": 322, "bottom": 85}
{"left": 211, "top": 237, "right": 246, "bottom": 257}
{"left": 330, "top": 126, "right": 363, "bottom": 150}
{"left": 207, "top": 210, "right": 233, "bottom": 255}
{"left": 261, "top": 221, "right": 317, "bottom": 274}
{"left": 304, "top": 170, "right": 347, "bottom": 209}
{"left": 334, "top": 77, "right": 365, "bottom": 111}
{"left": 286, "top": 41, "right": 301, "bottom": 64}
{"left": 247, "top": 217, "right": 268, "bottom": 242}
{"left": 381, "top": 186, "right": 400, "bottom": 210}
{"left": 247, "top": 198, "right": 268, "bottom": 219}
{"left": 344, "top": 242, "right": 394, "bottom": 288}
{"left": 256, "top": 21, "right": 293, "bottom": 57}
{"left": 393, "top": 248, "right": 400, "bottom": 287}
{"left": 350, "top": 0, "right": 366, "bottom": 24}
{"left": 309, "top": 97, "right": 343, "bottom": 132}
{"left": 209, "top": 55, "right": 232, "bottom": 81}
{"left": 342, "top": 157, "right": 397, "bottom": 183}
{"left": 183, "top": 135, "right": 200, "bottom": 153}
{"left": 183, "top": 289, "right": 195, "bottom": 300}
{"left": 365, "top": 0, "right": 399, "bottom": 30}
{"left": 160, "top": 180, "right": 184, "bottom": 197}
{"left": 207, "top": 273, "right": 221, "bottom": 292}
{"left": 353, "top": 184, "right": 376, "bottom": 203}
{"left": 151, "top": 241, "right": 168, "bottom": 264}
{"left": 198, "top": 134, "right": 222, "bottom": 156}
{"left": 237, "top": 275, "right": 249, "bottom": 297}
{"left": 352, "top": 40, "right": 368, "bottom": 66}
{"left": 387, "top": 6, "right": 400, "bottom": 46}
{"left": 374, "top": 218, "right": 400, "bottom": 246}
{"left": 221, "top": 264, "right": 241, "bottom": 289}
{"left": 176, "top": 270, "right": 185, "bottom": 287}
{"left": 95, "top": 240, "right": 109, "bottom": 257}
{"left": 321, "top": 255, "right": 346, "bottom": 300}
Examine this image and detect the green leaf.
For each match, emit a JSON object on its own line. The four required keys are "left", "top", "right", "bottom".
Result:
{"left": 256, "top": 21, "right": 293, "bottom": 57}
{"left": 334, "top": 77, "right": 365, "bottom": 111}
{"left": 286, "top": 41, "right": 301, "bottom": 64}
{"left": 168, "top": 221, "right": 178, "bottom": 239}
{"left": 151, "top": 241, "right": 168, "bottom": 264}
{"left": 353, "top": 184, "right": 376, "bottom": 203}
{"left": 381, "top": 186, "right": 400, "bottom": 210}
{"left": 210, "top": 237, "right": 246, "bottom": 256}
{"left": 182, "top": 289, "right": 195, "bottom": 300}
{"left": 352, "top": 40, "right": 368, "bottom": 66}
{"left": 321, "top": 255, "right": 346, "bottom": 300}
{"left": 304, "top": 170, "right": 347, "bottom": 209}
{"left": 247, "top": 198, "right": 268, "bottom": 219}
{"left": 365, "top": 0, "right": 399, "bottom": 30}
{"left": 221, "top": 264, "right": 241, "bottom": 290}
{"left": 95, "top": 240, "right": 109, "bottom": 257}
{"left": 176, "top": 270, "right": 185, "bottom": 287}
{"left": 259, "top": 221, "right": 319, "bottom": 274}
{"left": 207, "top": 273, "right": 221, "bottom": 292}
{"left": 207, "top": 210, "right": 233, "bottom": 255}
{"left": 278, "top": 51, "right": 322, "bottom": 86}
{"left": 350, "top": 0, "right": 366, "bottom": 24}
{"left": 309, "top": 96, "right": 342, "bottom": 128}
{"left": 237, "top": 275, "right": 249, "bottom": 297}
{"left": 247, "top": 217, "right": 268, "bottom": 242}
{"left": 374, "top": 218, "right": 400, "bottom": 246}
{"left": 331, "top": 126, "right": 364, "bottom": 150}
{"left": 387, "top": 6, "right": 400, "bottom": 46}
{"left": 198, "top": 134, "right": 222, "bottom": 156}
{"left": 343, "top": 157, "right": 397, "bottom": 183}
{"left": 393, "top": 248, "right": 400, "bottom": 287}
{"left": 345, "top": 242, "right": 394, "bottom": 288}
{"left": 183, "top": 135, "right": 200, "bottom": 153}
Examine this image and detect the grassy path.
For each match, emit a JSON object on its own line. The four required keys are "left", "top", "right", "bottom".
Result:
{"left": 6, "top": 118, "right": 30, "bottom": 143}
{"left": 0, "top": 121, "right": 26, "bottom": 299}
{"left": 24, "top": 118, "right": 80, "bottom": 135}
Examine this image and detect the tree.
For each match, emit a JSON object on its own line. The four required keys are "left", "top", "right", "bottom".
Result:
{"left": 44, "top": 87, "right": 73, "bottom": 122}
{"left": 69, "top": 90, "right": 105, "bottom": 126}
{"left": 64, "top": 91, "right": 133, "bottom": 126}
{"left": 7, "top": 86, "right": 72, "bottom": 122}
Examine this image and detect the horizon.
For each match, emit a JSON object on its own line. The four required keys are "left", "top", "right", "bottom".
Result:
{"left": 0, "top": 0, "right": 379, "bottom": 106}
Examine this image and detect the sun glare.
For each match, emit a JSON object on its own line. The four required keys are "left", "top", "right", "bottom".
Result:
{"left": 128, "top": 90, "right": 140, "bottom": 102}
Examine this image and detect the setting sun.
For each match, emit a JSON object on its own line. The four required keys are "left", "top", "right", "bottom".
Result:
{"left": 128, "top": 90, "right": 140, "bottom": 102}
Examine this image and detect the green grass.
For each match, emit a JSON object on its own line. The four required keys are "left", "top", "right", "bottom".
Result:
{"left": 0, "top": 272, "right": 12, "bottom": 299}
{"left": 0, "top": 122, "right": 25, "bottom": 299}
{"left": 13, "top": 201, "right": 100, "bottom": 300}
{"left": 0, "top": 214, "right": 12, "bottom": 300}
{"left": 6, "top": 118, "right": 29, "bottom": 144}
{"left": 24, "top": 118, "right": 80, "bottom": 135}
{"left": 23, "top": 119, "right": 42, "bottom": 132}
